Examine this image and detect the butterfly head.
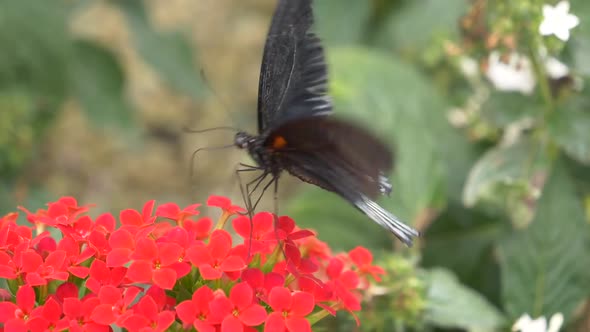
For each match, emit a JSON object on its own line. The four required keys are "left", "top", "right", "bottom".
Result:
{"left": 234, "top": 131, "right": 256, "bottom": 150}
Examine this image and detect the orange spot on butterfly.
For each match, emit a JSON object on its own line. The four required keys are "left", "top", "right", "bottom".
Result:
{"left": 272, "top": 136, "right": 287, "bottom": 149}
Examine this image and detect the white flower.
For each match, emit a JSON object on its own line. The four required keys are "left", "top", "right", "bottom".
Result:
{"left": 539, "top": 1, "right": 580, "bottom": 41}
{"left": 545, "top": 57, "right": 569, "bottom": 78}
{"left": 485, "top": 52, "right": 536, "bottom": 95}
{"left": 512, "top": 313, "right": 564, "bottom": 332}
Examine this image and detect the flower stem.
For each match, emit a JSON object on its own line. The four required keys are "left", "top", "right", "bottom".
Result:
{"left": 307, "top": 307, "right": 335, "bottom": 326}
{"left": 214, "top": 211, "right": 231, "bottom": 230}
{"left": 527, "top": 43, "right": 554, "bottom": 113}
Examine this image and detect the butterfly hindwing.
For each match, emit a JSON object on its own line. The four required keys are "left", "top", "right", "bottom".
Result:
{"left": 263, "top": 116, "right": 393, "bottom": 199}
{"left": 258, "top": 0, "right": 332, "bottom": 133}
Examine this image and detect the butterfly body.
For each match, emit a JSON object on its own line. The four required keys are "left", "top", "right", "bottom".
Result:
{"left": 235, "top": 0, "right": 419, "bottom": 246}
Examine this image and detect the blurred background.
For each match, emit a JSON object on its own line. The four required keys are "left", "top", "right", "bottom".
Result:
{"left": 1, "top": 0, "right": 589, "bottom": 331}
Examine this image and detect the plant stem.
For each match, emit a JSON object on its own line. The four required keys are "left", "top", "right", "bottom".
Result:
{"left": 527, "top": 42, "right": 554, "bottom": 113}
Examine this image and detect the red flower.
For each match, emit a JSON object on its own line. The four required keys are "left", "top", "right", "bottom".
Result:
{"left": 207, "top": 196, "right": 246, "bottom": 214}
{"left": 265, "top": 287, "right": 315, "bottom": 332}
{"left": 348, "top": 246, "right": 385, "bottom": 283}
{"left": 121, "top": 295, "right": 175, "bottom": 332}
{"left": 21, "top": 249, "right": 69, "bottom": 286}
{"left": 27, "top": 297, "right": 69, "bottom": 332}
{"left": 106, "top": 228, "right": 135, "bottom": 267}
{"left": 186, "top": 230, "right": 246, "bottom": 280}
{"left": 156, "top": 202, "right": 200, "bottom": 225}
{"left": 0, "top": 284, "right": 36, "bottom": 331}
{"left": 63, "top": 296, "right": 109, "bottom": 332}
{"left": 209, "top": 282, "right": 267, "bottom": 331}
{"left": 175, "top": 286, "right": 217, "bottom": 332}
{"left": 127, "top": 238, "right": 184, "bottom": 289}
{"left": 242, "top": 268, "right": 285, "bottom": 303}
{"left": 325, "top": 258, "right": 361, "bottom": 312}
{"left": 233, "top": 212, "right": 276, "bottom": 255}
{"left": 90, "top": 285, "right": 141, "bottom": 326}
{"left": 86, "top": 259, "right": 128, "bottom": 294}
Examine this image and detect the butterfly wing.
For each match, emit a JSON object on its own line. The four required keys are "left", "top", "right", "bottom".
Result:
{"left": 257, "top": 0, "right": 331, "bottom": 133}
{"left": 263, "top": 116, "right": 418, "bottom": 245}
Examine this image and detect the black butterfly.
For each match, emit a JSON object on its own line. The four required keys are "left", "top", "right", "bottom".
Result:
{"left": 234, "top": 0, "right": 419, "bottom": 246}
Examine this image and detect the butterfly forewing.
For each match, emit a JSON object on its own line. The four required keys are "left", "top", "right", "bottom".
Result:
{"left": 257, "top": 0, "right": 331, "bottom": 133}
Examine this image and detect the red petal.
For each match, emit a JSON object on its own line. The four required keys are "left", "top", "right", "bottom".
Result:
{"left": 199, "top": 265, "right": 222, "bottom": 280}
{"left": 122, "top": 314, "right": 149, "bottom": 330}
{"left": 156, "top": 311, "right": 175, "bottom": 331}
{"left": 186, "top": 244, "right": 211, "bottom": 266}
{"left": 326, "top": 258, "right": 344, "bottom": 279}
{"left": 285, "top": 316, "right": 311, "bottom": 332}
{"left": 232, "top": 216, "right": 251, "bottom": 238}
{"left": 152, "top": 268, "right": 177, "bottom": 290}
{"left": 268, "top": 287, "right": 291, "bottom": 312}
{"left": 340, "top": 271, "right": 359, "bottom": 289}
{"left": 239, "top": 304, "right": 267, "bottom": 326}
{"left": 132, "top": 238, "right": 158, "bottom": 261}
{"left": 55, "top": 282, "right": 78, "bottom": 301}
{"left": 230, "top": 282, "right": 253, "bottom": 309}
{"left": 209, "top": 230, "right": 232, "bottom": 260}
{"left": 175, "top": 301, "right": 196, "bottom": 324}
{"left": 63, "top": 298, "right": 82, "bottom": 318}
{"left": 69, "top": 266, "right": 89, "bottom": 279}
{"left": 277, "top": 216, "right": 294, "bottom": 233}
{"left": 106, "top": 248, "right": 132, "bottom": 267}
{"left": 207, "top": 196, "right": 230, "bottom": 209}
{"left": 120, "top": 209, "right": 143, "bottom": 226}
{"left": 192, "top": 286, "right": 214, "bottom": 311}
{"left": 95, "top": 213, "right": 116, "bottom": 233}
{"left": 158, "top": 243, "right": 183, "bottom": 266}
{"left": 221, "top": 315, "right": 243, "bottom": 332}
{"left": 98, "top": 285, "right": 121, "bottom": 304}
{"left": 0, "top": 302, "right": 18, "bottom": 321}
{"left": 127, "top": 261, "right": 153, "bottom": 283}
{"left": 89, "top": 259, "right": 111, "bottom": 282}
{"left": 290, "top": 292, "right": 315, "bottom": 316}
{"left": 20, "top": 250, "right": 42, "bottom": 272}
{"left": 209, "top": 297, "right": 233, "bottom": 319}
{"left": 220, "top": 255, "right": 246, "bottom": 272}
{"left": 264, "top": 312, "right": 286, "bottom": 332}
{"left": 42, "top": 298, "right": 62, "bottom": 322}
{"left": 108, "top": 228, "right": 134, "bottom": 249}
{"left": 156, "top": 203, "right": 180, "bottom": 220}
{"left": 348, "top": 246, "right": 371, "bottom": 266}
{"left": 91, "top": 304, "right": 117, "bottom": 325}
{"left": 142, "top": 200, "right": 156, "bottom": 221}
{"left": 136, "top": 296, "right": 158, "bottom": 317}
{"left": 241, "top": 268, "right": 264, "bottom": 288}
{"left": 25, "top": 273, "right": 46, "bottom": 286}
{"left": 194, "top": 320, "right": 217, "bottom": 332}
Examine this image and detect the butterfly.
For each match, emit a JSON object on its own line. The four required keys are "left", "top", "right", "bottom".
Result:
{"left": 234, "top": 0, "right": 419, "bottom": 246}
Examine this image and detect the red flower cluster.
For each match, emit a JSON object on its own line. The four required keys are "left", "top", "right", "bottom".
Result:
{"left": 0, "top": 196, "right": 384, "bottom": 332}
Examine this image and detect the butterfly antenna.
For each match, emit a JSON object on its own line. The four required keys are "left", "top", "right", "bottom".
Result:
{"left": 189, "top": 144, "right": 235, "bottom": 180}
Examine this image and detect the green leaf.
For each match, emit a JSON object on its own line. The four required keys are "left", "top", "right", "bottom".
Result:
{"left": 481, "top": 91, "right": 541, "bottom": 128}
{"left": 71, "top": 40, "right": 134, "bottom": 128}
{"left": 313, "top": 0, "right": 370, "bottom": 45}
{"left": 115, "top": 1, "right": 203, "bottom": 98}
{"left": 498, "top": 160, "right": 590, "bottom": 322}
{"left": 286, "top": 47, "right": 475, "bottom": 247}
{"left": 377, "top": 0, "right": 466, "bottom": 52}
{"left": 287, "top": 187, "right": 392, "bottom": 252}
{"left": 548, "top": 98, "right": 590, "bottom": 165}
{"left": 463, "top": 139, "right": 549, "bottom": 207}
{"left": 424, "top": 267, "right": 505, "bottom": 331}
{"left": 570, "top": 0, "right": 590, "bottom": 76}
{"left": 423, "top": 203, "right": 506, "bottom": 305}
{"left": 0, "top": 0, "right": 71, "bottom": 107}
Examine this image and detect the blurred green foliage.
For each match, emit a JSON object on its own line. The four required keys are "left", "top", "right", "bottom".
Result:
{"left": 1, "top": 0, "right": 590, "bottom": 331}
